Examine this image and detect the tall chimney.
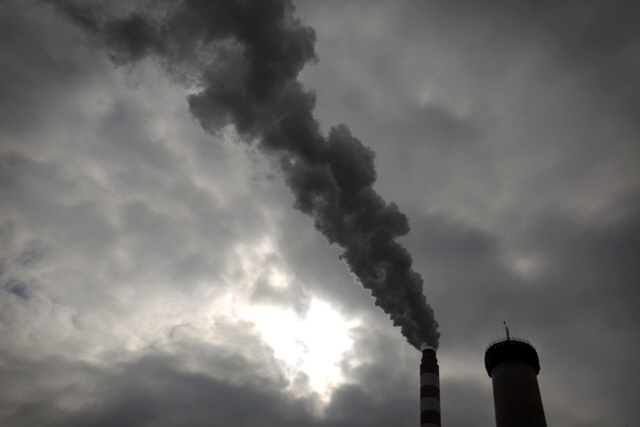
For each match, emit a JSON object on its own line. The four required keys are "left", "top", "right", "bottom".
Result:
{"left": 484, "top": 334, "right": 547, "bottom": 427}
{"left": 420, "top": 347, "right": 440, "bottom": 427}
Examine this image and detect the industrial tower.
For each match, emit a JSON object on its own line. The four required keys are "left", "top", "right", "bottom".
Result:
{"left": 484, "top": 326, "right": 547, "bottom": 427}
{"left": 420, "top": 347, "right": 440, "bottom": 427}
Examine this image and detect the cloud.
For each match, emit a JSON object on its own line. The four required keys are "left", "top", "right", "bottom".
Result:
{"left": 413, "top": 104, "right": 483, "bottom": 147}
{"left": 1, "top": 1, "right": 639, "bottom": 426}
{"left": 0, "top": 332, "right": 422, "bottom": 427}
{"left": 54, "top": 0, "right": 440, "bottom": 348}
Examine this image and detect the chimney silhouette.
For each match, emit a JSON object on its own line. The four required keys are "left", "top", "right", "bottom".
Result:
{"left": 484, "top": 327, "right": 547, "bottom": 427}
{"left": 420, "top": 347, "right": 440, "bottom": 427}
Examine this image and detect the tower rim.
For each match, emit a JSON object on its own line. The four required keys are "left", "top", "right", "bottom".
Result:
{"left": 484, "top": 337, "right": 541, "bottom": 377}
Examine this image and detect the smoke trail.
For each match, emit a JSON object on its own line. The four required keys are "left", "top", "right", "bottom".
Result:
{"left": 56, "top": 0, "right": 439, "bottom": 349}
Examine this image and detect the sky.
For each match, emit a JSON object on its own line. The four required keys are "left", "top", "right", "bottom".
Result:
{"left": 1, "top": 0, "right": 639, "bottom": 426}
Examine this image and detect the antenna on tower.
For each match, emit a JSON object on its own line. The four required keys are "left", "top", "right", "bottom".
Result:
{"left": 504, "top": 321, "right": 510, "bottom": 340}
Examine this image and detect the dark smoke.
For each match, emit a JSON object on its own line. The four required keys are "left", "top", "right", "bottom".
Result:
{"left": 56, "top": 0, "right": 439, "bottom": 349}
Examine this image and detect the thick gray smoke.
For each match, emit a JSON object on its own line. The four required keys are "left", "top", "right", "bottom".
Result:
{"left": 56, "top": 0, "right": 439, "bottom": 349}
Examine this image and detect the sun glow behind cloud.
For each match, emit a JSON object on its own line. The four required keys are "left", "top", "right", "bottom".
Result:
{"left": 220, "top": 234, "right": 358, "bottom": 399}
{"left": 248, "top": 299, "right": 356, "bottom": 399}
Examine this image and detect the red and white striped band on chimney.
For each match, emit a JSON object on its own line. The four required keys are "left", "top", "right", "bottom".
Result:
{"left": 420, "top": 348, "right": 440, "bottom": 427}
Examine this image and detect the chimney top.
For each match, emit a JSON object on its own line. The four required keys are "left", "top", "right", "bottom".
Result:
{"left": 484, "top": 338, "right": 540, "bottom": 377}
{"left": 422, "top": 347, "right": 437, "bottom": 363}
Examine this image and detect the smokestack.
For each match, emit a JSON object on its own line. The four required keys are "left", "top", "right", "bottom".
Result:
{"left": 420, "top": 346, "right": 440, "bottom": 427}
{"left": 484, "top": 332, "right": 547, "bottom": 427}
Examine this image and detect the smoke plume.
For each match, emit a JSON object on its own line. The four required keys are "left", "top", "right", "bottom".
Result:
{"left": 56, "top": 0, "right": 439, "bottom": 349}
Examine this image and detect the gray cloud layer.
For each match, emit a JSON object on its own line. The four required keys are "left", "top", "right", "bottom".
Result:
{"left": 1, "top": 1, "right": 639, "bottom": 426}
{"left": 54, "top": 0, "right": 439, "bottom": 348}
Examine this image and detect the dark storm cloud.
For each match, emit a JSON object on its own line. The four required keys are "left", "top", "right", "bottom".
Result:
{"left": 400, "top": 214, "right": 515, "bottom": 344}
{"left": 519, "top": 190, "right": 640, "bottom": 328}
{"left": 409, "top": 0, "right": 640, "bottom": 120}
{"left": 0, "top": 3, "right": 103, "bottom": 140}
{"left": 56, "top": 0, "right": 439, "bottom": 348}
{"left": 407, "top": 187, "right": 640, "bottom": 330}
{"left": 413, "top": 104, "right": 483, "bottom": 147}
{"left": 440, "top": 378, "right": 493, "bottom": 427}
{"left": 0, "top": 335, "right": 422, "bottom": 427}
{"left": 3, "top": 0, "right": 639, "bottom": 426}
{"left": 519, "top": 196, "right": 640, "bottom": 425}
{"left": 0, "top": 339, "right": 292, "bottom": 427}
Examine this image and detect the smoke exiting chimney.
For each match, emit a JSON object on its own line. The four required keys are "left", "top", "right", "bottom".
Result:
{"left": 420, "top": 346, "right": 440, "bottom": 427}
{"left": 484, "top": 331, "right": 547, "bottom": 427}
{"left": 57, "top": 0, "right": 440, "bottom": 349}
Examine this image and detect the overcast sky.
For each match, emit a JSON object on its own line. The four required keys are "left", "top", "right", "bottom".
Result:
{"left": 1, "top": 1, "right": 639, "bottom": 426}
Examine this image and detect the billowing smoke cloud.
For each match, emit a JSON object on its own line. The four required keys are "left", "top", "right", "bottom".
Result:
{"left": 56, "top": 0, "right": 439, "bottom": 348}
